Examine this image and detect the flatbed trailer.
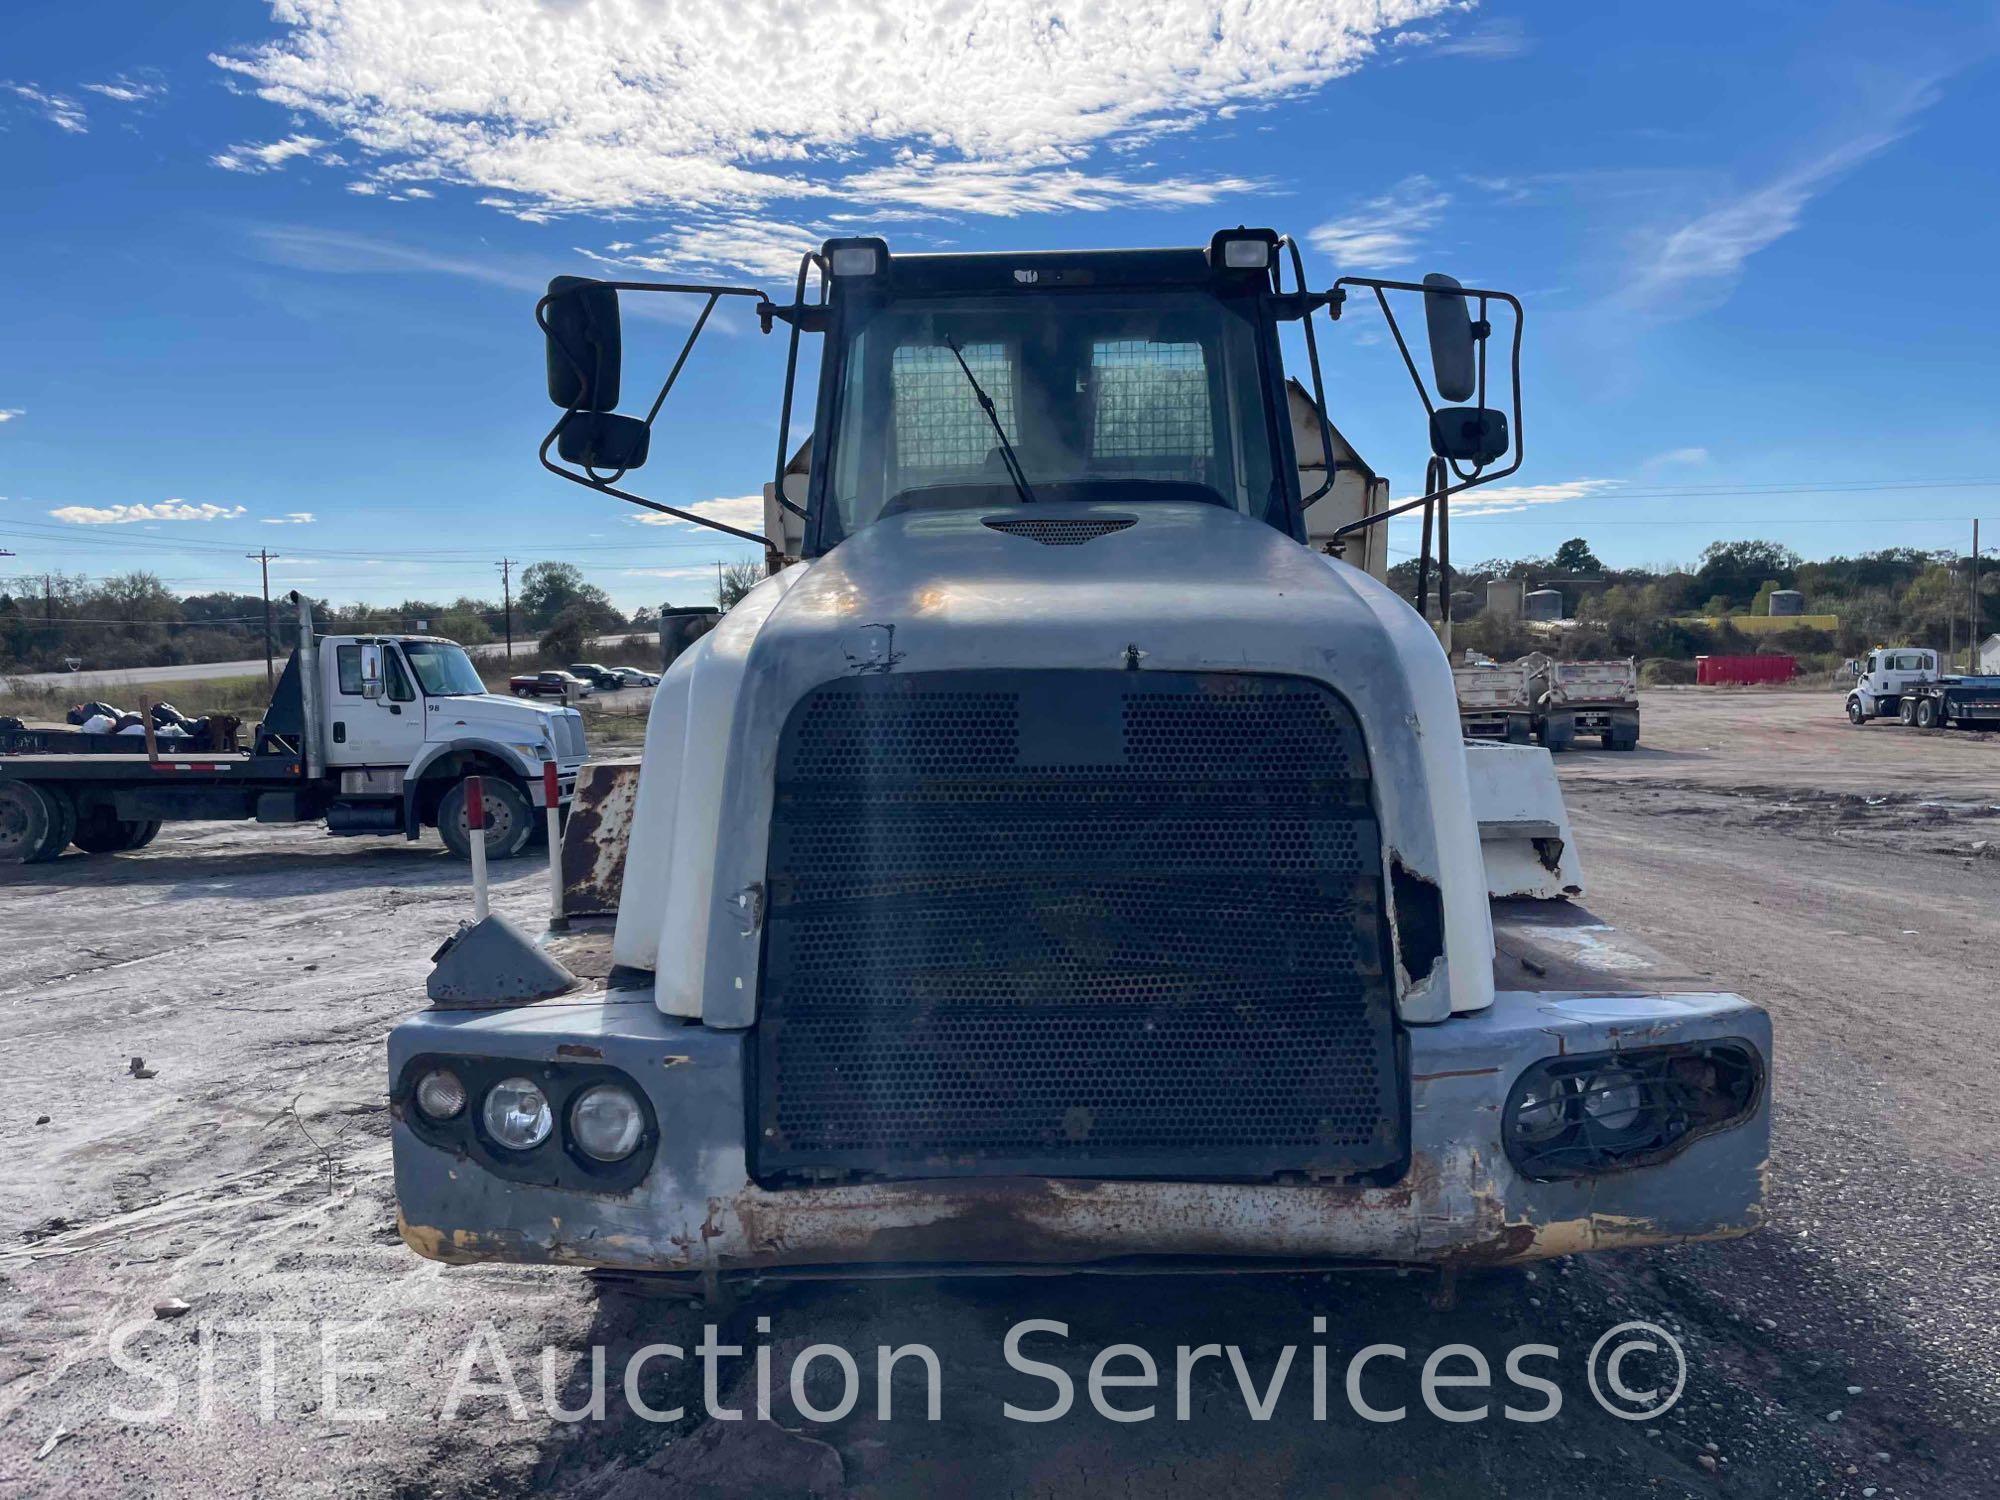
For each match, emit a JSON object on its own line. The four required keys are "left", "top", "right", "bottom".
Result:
{"left": 0, "top": 594, "right": 588, "bottom": 864}
{"left": 1899, "top": 674, "right": 2000, "bottom": 730}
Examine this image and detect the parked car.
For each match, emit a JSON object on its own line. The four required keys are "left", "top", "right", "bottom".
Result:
{"left": 510, "top": 670, "right": 592, "bottom": 699}
{"left": 567, "top": 662, "right": 624, "bottom": 691}
{"left": 610, "top": 666, "right": 659, "bottom": 688}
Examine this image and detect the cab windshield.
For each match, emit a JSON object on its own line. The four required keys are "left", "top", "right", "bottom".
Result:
{"left": 401, "top": 640, "right": 487, "bottom": 696}
{"left": 823, "top": 289, "right": 1281, "bottom": 541}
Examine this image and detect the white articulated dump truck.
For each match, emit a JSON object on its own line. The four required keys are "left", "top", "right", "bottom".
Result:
{"left": 388, "top": 232, "right": 1769, "bottom": 1289}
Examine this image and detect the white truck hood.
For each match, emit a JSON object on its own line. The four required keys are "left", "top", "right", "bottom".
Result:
{"left": 615, "top": 501, "right": 1494, "bottom": 1023}
{"left": 428, "top": 694, "right": 585, "bottom": 759}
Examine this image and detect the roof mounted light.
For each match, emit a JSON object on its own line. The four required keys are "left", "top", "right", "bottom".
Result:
{"left": 1209, "top": 227, "right": 1278, "bottom": 272}
{"left": 824, "top": 237, "right": 888, "bottom": 277}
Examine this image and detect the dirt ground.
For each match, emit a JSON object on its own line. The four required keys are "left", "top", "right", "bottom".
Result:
{"left": 2, "top": 687, "right": 1996, "bottom": 1498}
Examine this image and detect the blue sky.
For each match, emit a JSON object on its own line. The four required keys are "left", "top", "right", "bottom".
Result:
{"left": 2, "top": 0, "right": 1996, "bottom": 614}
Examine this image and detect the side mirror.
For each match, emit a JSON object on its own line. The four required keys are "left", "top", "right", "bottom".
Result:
{"left": 557, "top": 410, "right": 651, "bottom": 471}
{"left": 545, "top": 276, "right": 623, "bottom": 412}
{"left": 1430, "top": 406, "right": 1510, "bottom": 465}
{"left": 358, "top": 643, "right": 385, "bottom": 700}
{"left": 1422, "top": 273, "right": 1478, "bottom": 403}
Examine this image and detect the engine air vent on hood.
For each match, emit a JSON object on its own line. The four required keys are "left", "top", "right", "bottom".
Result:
{"left": 983, "top": 516, "right": 1136, "bottom": 546}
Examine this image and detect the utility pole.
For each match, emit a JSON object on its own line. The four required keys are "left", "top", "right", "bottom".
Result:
{"left": 44, "top": 574, "right": 55, "bottom": 627}
{"left": 1972, "top": 520, "right": 1982, "bottom": 672}
{"left": 716, "top": 559, "right": 725, "bottom": 609}
{"left": 246, "top": 549, "right": 279, "bottom": 689}
{"left": 498, "top": 559, "right": 516, "bottom": 660}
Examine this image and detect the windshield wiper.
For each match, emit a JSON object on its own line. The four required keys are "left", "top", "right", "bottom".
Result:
{"left": 943, "top": 337, "right": 1036, "bottom": 505}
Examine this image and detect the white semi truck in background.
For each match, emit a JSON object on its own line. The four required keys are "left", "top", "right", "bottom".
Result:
{"left": 385, "top": 231, "right": 1768, "bottom": 1290}
{"left": 0, "top": 595, "right": 585, "bottom": 863}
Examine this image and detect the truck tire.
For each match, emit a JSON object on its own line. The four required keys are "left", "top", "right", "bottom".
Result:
{"left": 1505, "top": 717, "right": 1531, "bottom": 744}
{"left": 124, "top": 820, "right": 163, "bottom": 850}
{"left": 1898, "top": 697, "right": 1916, "bottom": 725}
{"left": 1846, "top": 696, "right": 1868, "bottom": 726}
{"left": 436, "top": 775, "right": 535, "bottom": 861}
{"left": 0, "top": 782, "right": 74, "bottom": 864}
{"left": 71, "top": 804, "right": 152, "bottom": 855}
{"left": 1914, "top": 696, "right": 1938, "bottom": 729}
{"left": 1537, "top": 718, "right": 1574, "bottom": 753}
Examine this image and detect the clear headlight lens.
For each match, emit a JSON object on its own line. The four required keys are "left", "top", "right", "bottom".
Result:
{"left": 570, "top": 1083, "right": 645, "bottom": 1161}
{"left": 1582, "top": 1067, "right": 1646, "bottom": 1132}
{"left": 1511, "top": 1077, "right": 1570, "bottom": 1143}
{"left": 482, "top": 1077, "right": 553, "bottom": 1150}
{"left": 414, "top": 1068, "right": 466, "bottom": 1120}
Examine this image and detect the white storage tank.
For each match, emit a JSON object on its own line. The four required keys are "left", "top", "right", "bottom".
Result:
{"left": 1524, "top": 589, "right": 1564, "bottom": 622}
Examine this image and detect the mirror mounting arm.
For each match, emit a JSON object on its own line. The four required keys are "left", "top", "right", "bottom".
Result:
{"left": 538, "top": 276, "right": 792, "bottom": 543}
{"left": 1275, "top": 237, "right": 1339, "bottom": 506}
{"left": 1326, "top": 274, "right": 1525, "bottom": 543}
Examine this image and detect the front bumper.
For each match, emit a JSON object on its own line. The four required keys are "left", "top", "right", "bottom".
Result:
{"left": 389, "top": 988, "right": 1768, "bottom": 1275}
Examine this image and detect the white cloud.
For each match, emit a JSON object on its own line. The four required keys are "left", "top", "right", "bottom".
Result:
{"left": 83, "top": 75, "right": 166, "bottom": 104}
{"left": 245, "top": 224, "right": 547, "bottom": 292}
{"left": 1622, "top": 79, "right": 1941, "bottom": 314}
{"left": 261, "top": 511, "right": 317, "bottom": 525}
{"left": 633, "top": 495, "right": 766, "bottom": 533}
{"left": 7, "top": 83, "right": 87, "bottom": 134}
{"left": 211, "top": 0, "right": 1456, "bottom": 269}
{"left": 49, "top": 500, "right": 248, "bottom": 526}
{"left": 1393, "top": 479, "right": 1621, "bottom": 519}
{"left": 1645, "top": 446, "right": 1710, "bottom": 469}
{"left": 1307, "top": 175, "right": 1450, "bottom": 266}
{"left": 212, "top": 134, "right": 327, "bottom": 174}
{"left": 0, "top": 408, "right": 22, "bottom": 423}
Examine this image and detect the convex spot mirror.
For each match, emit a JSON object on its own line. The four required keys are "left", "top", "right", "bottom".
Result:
{"left": 1422, "top": 272, "right": 1478, "bottom": 404}
{"left": 545, "top": 276, "right": 623, "bottom": 413}
{"left": 1430, "top": 406, "right": 1510, "bottom": 465}
{"left": 557, "top": 411, "right": 650, "bottom": 472}
{"left": 358, "top": 643, "right": 385, "bottom": 700}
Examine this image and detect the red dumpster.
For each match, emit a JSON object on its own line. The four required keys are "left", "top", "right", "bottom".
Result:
{"left": 1696, "top": 654, "right": 1796, "bottom": 686}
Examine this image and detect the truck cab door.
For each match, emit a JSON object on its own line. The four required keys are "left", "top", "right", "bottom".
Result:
{"left": 327, "top": 643, "right": 428, "bottom": 768}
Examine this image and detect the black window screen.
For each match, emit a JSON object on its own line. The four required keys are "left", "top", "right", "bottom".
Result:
{"left": 335, "top": 645, "right": 362, "bottom": 695}
{"left": 891, "top": 343, "right": 1015, "bottom": 473}
{"left": 1089, "top": 339, "right": 1213, "bottom": 481}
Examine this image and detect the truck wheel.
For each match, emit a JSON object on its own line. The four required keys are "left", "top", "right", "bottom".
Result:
{"left": 1505, "top": 718, "right": 1531, "bottom": 744}
{"left": 1898, "top": 698, "right": 1916, "bottom": 725}
{"left": 72, "top": 804, "right": 150, "bottom": 855}
{"left": 437, "top": 776, "right": 535, "bottom": 861}
{"left": 1, "top": 782, "right": 74, "bottom": 864}
{"left": 124, "top": 820, "right": 163, "bottom": 850}
{"left": 1914, "top": 697, "right": 1937, "bottom": 729}
{"left": 1846, "top": 697, "right": 1868, "bottom": 726}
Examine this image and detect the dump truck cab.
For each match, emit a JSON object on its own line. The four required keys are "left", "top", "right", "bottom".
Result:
{"left": 387, "top": 233, "right": 1769, "bottom": 1284}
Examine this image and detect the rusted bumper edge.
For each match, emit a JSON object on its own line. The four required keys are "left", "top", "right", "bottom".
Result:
{"left": 388, "top": 989, "right": 1769, "bottom": 1275}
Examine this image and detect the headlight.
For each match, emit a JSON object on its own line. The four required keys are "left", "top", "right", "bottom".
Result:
{"left": 1510, "top": 1076, "right": 1571, "bottom": 1144}
{"left": 509, "top": 741, "right": 554, "bottom": 761}
{"left": 482, "top": 1077, "right": 553, "bottom": 1151}
{"left": 1582, "top": 1067, "right": 1646, "bottom": 1132}
{"left": 570, "top": 1084, "right": 645, "bottom": 1161}
{"left": 1504, "top": 1041, "right": 1762, "bottom": 1181}
{"left": 413, "top": 1068, "right": 466, "bottom": 1120}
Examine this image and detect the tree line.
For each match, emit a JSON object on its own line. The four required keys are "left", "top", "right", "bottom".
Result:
{"left": 0, "top": 561, "right": 717, "bottom": 675}
{"left": 1389, "top": 538, "right": 1995, "bottom": 668}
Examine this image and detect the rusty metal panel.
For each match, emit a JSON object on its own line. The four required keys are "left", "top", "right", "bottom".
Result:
{"left": 560, "top": 757, "right": 641, "bottom": 916}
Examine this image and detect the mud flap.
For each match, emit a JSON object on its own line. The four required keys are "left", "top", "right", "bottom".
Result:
{"left": 559, "top": 758, "right": 642, "bottom": 916}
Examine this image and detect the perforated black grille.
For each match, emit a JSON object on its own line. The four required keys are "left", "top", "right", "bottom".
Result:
{"left": 983, "top": 517, "right": 1137, "bottom": 546}
{"left": 754, "top": 671, "right": 1403, "bottom": 1184}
